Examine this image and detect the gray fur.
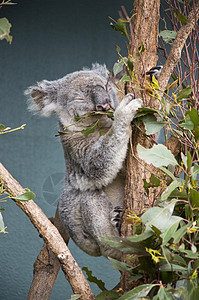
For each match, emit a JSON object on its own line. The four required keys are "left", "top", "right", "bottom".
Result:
{"left": 26, "top": 64, "right": 142, "bottom": 259}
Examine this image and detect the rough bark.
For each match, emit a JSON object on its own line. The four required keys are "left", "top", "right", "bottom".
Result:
{"left": 121, "top": 0, "right": 199, "bottom": 293}
{"left": 27, "top": 210, "right": 69, "bottom": 300}
{"left": 122, "top": 0, "right": 161, "bottom": 236}
{"left": 0, "top": 162, "right": 94, "bottom": 300}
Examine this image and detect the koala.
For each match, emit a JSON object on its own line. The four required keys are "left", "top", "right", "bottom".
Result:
{"left": 26, "top": 64, "right": 142, "bottom": 260}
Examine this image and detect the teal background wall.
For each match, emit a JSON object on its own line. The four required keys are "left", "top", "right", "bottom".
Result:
{"left": 0, "top": 0, "right": 133, "bottom": 299}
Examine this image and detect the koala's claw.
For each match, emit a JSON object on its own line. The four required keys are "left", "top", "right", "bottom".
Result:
{"left": 111, "top": 206, "right": 124, "bottom": 235}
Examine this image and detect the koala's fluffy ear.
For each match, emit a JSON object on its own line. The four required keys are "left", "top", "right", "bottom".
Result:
{"left": 25, "top": 80, "right": 58, "bottom": 117}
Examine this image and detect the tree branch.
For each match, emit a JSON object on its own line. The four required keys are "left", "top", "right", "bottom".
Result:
{"left": 158, "top": 0, "right": 199, "bottom": 91}
{"left": 0, "top": 162, "right": 94, "bottom": 300}
{"left": 27, "top": 209, "right": 70, "bottom": 300}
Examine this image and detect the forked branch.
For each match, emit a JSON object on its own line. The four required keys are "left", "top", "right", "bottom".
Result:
{"left": 0, "top": 162, "right": 94, "bottom": 300}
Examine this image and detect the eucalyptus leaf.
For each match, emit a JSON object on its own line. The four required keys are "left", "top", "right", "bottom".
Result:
{"left": 181, "top": 152, "right": 187, "bottom": 169}
{"left": 109, "top": 257, "right": 136, "bottom": 274}
{"left": 13, "top": 191, "right": 36, "bottom": 202}
{"left": 177, "top": 87, "right": 192, "bottom": 101}
{"left": 173, "top": 221, "right": 193, "bottom": 243}
{"left": 141, "top": 114, "right": 165, "bottom": 135}
{"left": 110, "top": 18, "right": 129, "bottom": 38}
{"left": 186, "top": 108, "right": 199, "bottom": 128}
{"left": 119, "top": 74, "right": 131, "bottom": 85}
{"left": 190, "top": 189, "right": 199, "bottom": 209}
{"left": 141, "top": 202, "right": 181, "bottom": 233}
{"left": 0, "top": 17, "right": 12, "bottom": 43}
{"left": 159, "top": 30, "right": 177, "bottom": 43}
{"left": 127, "top": 229, "right": 154, "bottom": 242}
{"left": 113, "top": 59, "right": 126, "bottom": 76}
{"left": 160, "top": 166, "right": 177, "bottom": 181}
{"left": 101, "top": 236, "right": 146, "bottom": 255}
{"left": 0, "top": 124, "right": 5, "bottom": 131}
{"left": 118, "top": 284, "right": 156, "bottom": 300}
{"left": 161, "top": 219, "right": 181, "bottom": 245}
{"left": 161, "top": 180, "right": 181, "bottom": 201}
{"left": 143, "top": 173, "right": 160, "bottom": 195}
{"left": 180, "top": 114, "right": 194, "bottom": 130}
{"left": 96, "top": 291, "right": 119, "bottom": 300}
{"left": 137, "top": 144, "right": 178, "bottom": 167}
{"left": 174, "top": 9, "right": 188, "bottom": 25}
{"left": 82, "top": 267, "right": 106, "bottom": 291}
{"left": 160, "top": 263, "right": 187, "bottom": 272}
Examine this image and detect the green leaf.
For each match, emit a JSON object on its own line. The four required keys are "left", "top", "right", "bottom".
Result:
{"left": 110, "top": 18, "right": 129, "bottom": 38}
{"left": 177, "top": 87, "right": 192, "bottom": 101}
{"left": 159, "top": 30, "right": 177, "bottom": 43}
{"left": 181, "top": 152, "right": 187, "bottom": 169}
{"left": 186, "top": 108, "right": 199, "bottom": 128}
{"left": 96, "top": 290, "right": 119, "bottom": 300}
{"left": 190, "top": 189, "right": 199, "bottom": 209}
{"left": 82, "top": 267, "right": 106, "bottom": 291}
{"left": 143, "top": 173, "right": 160, "bottom": 195}
{"left": 155, "top": 286, "right": 175, "bottom": 300}
{"left": 81, "top": 121, "right": 98, "bottom": 137}
{"left": 127, "top": 229, "right": 154, "bottom": 242}
{"left": 13, "top": 191, "right": 36, "bottom": 202}
{"left": 134, "top": 107, "right": 162, "bottom": 119}
{"left": 174, "top": 9, "right": 188, "bottom": 25}
{"left": 173, "top": 221, "right": 193, "bottom": 243}
{"left": 180, "top": 114, "right": 194, "bottom": 130}
{"left": 160, "top": 166, "right": 177, "bottom": 181}
{"left": 109, "top": 257, "right": 137, "bottom": 275}
{"left": 0, "top": 17, "right": 12, "bottom": 43}
{"left": 141, "top": 202, "right": 181, "bottom": 233}
{"left": 161, "top": 219, "right": 181, "bottom": 245}
{"left": 119, "top": 74, "right": 131, "bottom": 85}
{"left": 0, "top": 124, "right": 5, "bottom": 131}
{"left": 136, "top": 41, "right": 145, "bottom": 56}
{"left": 161, "top": 180, "right": 181, "bottom": 201}
{"left": 187, "top": 151, "right": 192, "bottom": 172}
{"left": 127, "top": 58, "right": 134, "bottom": 72}
{"left": 0, "top": 212, "right": 5, "bottom": 231}
{"left": 160, "top": 263, "right": 187, "bottom": 272}
{"left": 151, "top": 75, "right": 159, "bottom": 90}
{"left": 141, "top": 114, "right": 165, "bottom": 135}
{"left": 118, "top": 284, "right": 156, "bottom": 300}
{"left": 113, "top": 59, "right": 126, "bottom": 76}
{"left": 137, "top": 144, "right": 178, "bottom": 167}
{"left": 101, "top": 236, "right": 146, "bottom": 255}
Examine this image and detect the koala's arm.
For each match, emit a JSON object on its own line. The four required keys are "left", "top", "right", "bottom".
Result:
{"left": 63, "top": 95, "right": 142, "bottom": 189}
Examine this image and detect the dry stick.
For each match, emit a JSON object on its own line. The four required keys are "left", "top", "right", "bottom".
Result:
{"left": 0, "top": 162, "right": 95, "bottom": 300}
{"left": 158, "top": 0, "right": 199, "bottom": 92}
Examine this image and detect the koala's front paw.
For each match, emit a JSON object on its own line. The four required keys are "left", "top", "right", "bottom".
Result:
{"left": 114, "top": 94, "right": 143, "bottom": 124}
{"left": 110, "top": 206, "right": 124, "bottom": 235}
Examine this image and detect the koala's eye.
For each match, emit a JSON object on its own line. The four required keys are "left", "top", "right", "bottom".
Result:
{"left": 74, "top": 97, "right": 85, "bottom": 102}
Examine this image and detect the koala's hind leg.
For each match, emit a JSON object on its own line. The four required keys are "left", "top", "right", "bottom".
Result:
{"left": 58, "top": 189, "right": 101, "bottom": 257}
{"left": 81, "top": 190, "right": 122, "bottom": 259}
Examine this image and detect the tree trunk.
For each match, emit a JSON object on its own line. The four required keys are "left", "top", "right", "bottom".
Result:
{"left": 121, "top": 0, "right": 160, "bottom": 240}
{"left": 121, "top": 0, "right": 199, "bottom": 292}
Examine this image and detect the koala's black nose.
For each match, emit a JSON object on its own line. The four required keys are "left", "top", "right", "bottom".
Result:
{"left": 96, "top": 101, "right": 110, "bottom": 111}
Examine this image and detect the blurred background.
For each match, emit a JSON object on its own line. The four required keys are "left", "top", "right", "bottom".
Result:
{"left": 0, "top": 0, "right": 133, "bottom": 299}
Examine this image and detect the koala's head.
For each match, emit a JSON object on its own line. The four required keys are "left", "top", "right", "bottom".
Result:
{"left": 26, "top": 64, "right": 118, "bottom": 127}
